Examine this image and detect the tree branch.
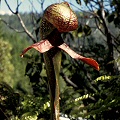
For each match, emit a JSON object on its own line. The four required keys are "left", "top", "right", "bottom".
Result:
{"left": 17, "top": 13, "right": 36, "bottom": 43}
{"left": 4, "top": 0, "right": 37, "bottom": 43}
{"left": 5, "top": 0, "right": 16, "bottom": 14}
{"left": 60, "top": 71, "right": 78, "bottom": 88}
{"left": 0, "top": 18, "right": 24, "bottom": 33}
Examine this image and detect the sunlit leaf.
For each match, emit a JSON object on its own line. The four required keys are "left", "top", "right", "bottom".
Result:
{"left": 95, "top": 75, "right": 120, "bottom": 82}
{"left": 21, "top": 112, "right": 38, "bottom": 120}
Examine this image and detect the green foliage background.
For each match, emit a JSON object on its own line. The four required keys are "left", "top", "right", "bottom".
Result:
{"left": 0, "top": 38, "right": 14, "bottom": 84}
{"left": 0, "top": 0, "right": 120, "bottom": 119}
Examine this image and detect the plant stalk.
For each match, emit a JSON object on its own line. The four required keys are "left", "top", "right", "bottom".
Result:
{"left": 43, "top": 48, "right": 61, "bottom": 120}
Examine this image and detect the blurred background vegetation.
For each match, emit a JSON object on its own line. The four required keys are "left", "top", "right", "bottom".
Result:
{"left": 0, "top": 0, "right": 120, "bottom": 119}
